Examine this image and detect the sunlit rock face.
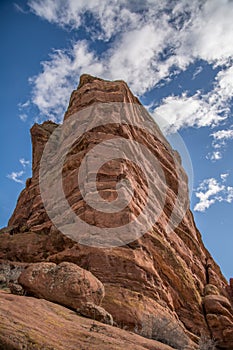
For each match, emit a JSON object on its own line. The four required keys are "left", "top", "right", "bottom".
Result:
{"left": 1, "top": 74, "right": 232, "bottom": 349}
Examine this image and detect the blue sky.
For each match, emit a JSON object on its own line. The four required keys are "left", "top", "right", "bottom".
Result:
{"left": 0, "top": 0, "right": 232, "bottom": 280}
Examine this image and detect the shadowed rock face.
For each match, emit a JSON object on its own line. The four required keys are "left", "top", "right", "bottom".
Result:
{"left": 0, "top": 74, "right": 233, "bottom": 349}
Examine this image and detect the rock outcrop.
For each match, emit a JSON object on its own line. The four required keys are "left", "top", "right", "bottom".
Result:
{"left": 76, "top": 302, "right": 114, "bottom": 326}
{"left": 0, "top": 290, "right": 176, "bottom": 350}
{"left": 0, "top": 74, "right": 232, "bottom": 349}
{"left": 19, "top": 261, "right": 105, "bottom": 310}
{"left": 203, "top": 285, "right": 233, "bottom": 348}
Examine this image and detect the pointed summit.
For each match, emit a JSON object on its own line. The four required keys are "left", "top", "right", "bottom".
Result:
{"left": 64, "top": 74, "right": 141, "bottom": 120}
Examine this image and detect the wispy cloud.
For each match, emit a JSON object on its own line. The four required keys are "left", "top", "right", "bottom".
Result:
{"left": 192, "top": 66, "right": 203, "bottom": 80}
{"left": 19, "top": 158, "right": 30, "bottom": 167}
{"left": 211, "top": 129, "right": 233, "bottom": 141}
{"left": 19, "top": 100, "right": 30, "bottom": 108}
{"left": 14, "top": 3, "right": 28, "bottom": 14}
{"left": 29, "top": 41, "right": 103, "bottom": 121}
{"left": 7, "top": 171, "right": 24, "bottom": 184}
{"left": 7, "top": 158, "right": 30, "bottom": 184}
{"left": 221, "top": 173, "right": 229, "bottom": 182}
{"left": 18, "top": 100, "right": 30, "bottom": 122}
{"left": 194, "top": 174, "right": 233, "bottom": 212}
{"left": 19, "top": 114, "right": 28, "bottom": 122}
{"left": 207, "top": 127, "right": 233, "bottom": 160}
{"left": 28, "top": 0, "right": 153, "bottom": 40}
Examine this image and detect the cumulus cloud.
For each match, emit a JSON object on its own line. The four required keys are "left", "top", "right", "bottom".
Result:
{"left": 23, "top": 0, "right": 233, "bottom": 138}
{"left": 178, "top": 0, "right": 233, "bottom": 66}
{"left": 152, "top": 91, "right": 226, "bottom": 134}
{"left": 153, "top": 61, "right": 233, "bottom": 134}
{"left": 7, "top": 171, "right": 24, "bottom": 184}
{"left": 29, "top": 41, "right": 103, "bottom": 121}
{"left": 106, "top": 22, "right": 173, "bottom": 94}
{"left": 194, "top": 175, "right": 233, "bottom": 212}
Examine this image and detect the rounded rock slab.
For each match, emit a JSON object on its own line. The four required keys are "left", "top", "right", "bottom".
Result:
{"left": 18, "top": 261, "right": 104, "bottom": 309}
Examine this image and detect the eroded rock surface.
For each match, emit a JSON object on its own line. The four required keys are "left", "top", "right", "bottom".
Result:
{"left": 77, "top": 301, "right": 114, "bottom": 326}
{"left": 0, "top": 290, "right": 176, "bottom": 350}
{"left": 0, "top": 74, "right": 232, "bottom": 349}
{"left": 203, "top": 286, "right": 233, "bottom": 349}
{"left": 19, "top": 261, "right": 105, "bottom": 309}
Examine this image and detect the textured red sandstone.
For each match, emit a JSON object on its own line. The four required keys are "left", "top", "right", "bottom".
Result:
{"left": 0, "top": 74, "right": 232, "bottom": 348}
{"left": 76, "top": 301, "right": 113, "bottom": 325}
{"left": 203, "top": 288, "right": 233, "bottom": 348}
{"left": 0, "top": 290, "right": 176, "bottom": 350}
{"left": 18, "top": 261, "right": 105, "bottom": 310}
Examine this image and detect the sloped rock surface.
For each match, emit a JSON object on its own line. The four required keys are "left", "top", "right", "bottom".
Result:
{"left": 19, "top": 261, "right": 104, "bottom": 309}
{"left": 0, "top": 74, "right": 232, "bottom": 348}
{"left": 0, "top": 291, "right": 176, "bottom": 350}
{"left": 77, "top": 301, "right": 113, "bottom": 325}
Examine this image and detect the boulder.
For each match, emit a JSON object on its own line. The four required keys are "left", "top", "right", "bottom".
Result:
{"left": 76, "top": 301, "right": 113, "bottom": 325}
{"left": 19, "top": 261, "right": 104, "bottom": 309}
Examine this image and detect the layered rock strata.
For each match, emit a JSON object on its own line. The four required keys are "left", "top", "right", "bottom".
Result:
{"left": 0, "top": 74, "right": 232, "bottom": 349}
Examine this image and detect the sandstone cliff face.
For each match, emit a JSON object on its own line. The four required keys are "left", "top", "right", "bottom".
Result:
{"left": 0, "top": 74, "right": 233, "bottom": 349}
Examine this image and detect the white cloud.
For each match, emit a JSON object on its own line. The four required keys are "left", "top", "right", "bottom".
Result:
{"left": 29, "top": 41, "right": 103, "bottom": 121}
{"left": 19, "top": 100, "right": 30, "bottom": 109}
{"left": 152, "top": 63, "right": 233, "bottom": 136}
{"left": 176, "top": 0, "right": 227, "bottom": 64}
{"left": 24, "top": 0, "right": 233, "bottom": 129}
{"left": 207, "top": 151, "right": 222, "bottom": 161}
{"left": 194, "top": 175, "right": 233, "bottom": 212}
{"left": 211, "top": 129, "right": 233, "bottom": 141}
{"left": 19, "top": 158, "right": 30, "bottom": 167}
{"left": 226, "top": 186, "right": 233, "bottom": 203}
{"left": 28, "top": 0, "right": 66, "bottom": 25}
{"left": 28, "top": 0, "right": 141, "bottom": 40}
{"left": 210, "top": 127, "right": 233, "bottom": 158}
{"left": 179, "top": 0, "right": 233, "bottom": 66}
{"left": 221, "top": 173, "right": 229, "bottom": 182}
{"left": 7, "top": 171, "right": 24, "bottom": 184}
{"left": 192, "top": 66, "right": 203, "bottom": 80}
{"left": 7, "top": 158, "right": 30, "bottom": 184}
{"left": 106, "top": 22, "right": 173, "bottom": 94}
{"left": 14, "top": 3, "right": 28, "bottom": 14}
{"left": 215, "top": 66, "right": 233, "bottom": 99}
{"left": 19, "top": 114, "right": 28, "bottom": 122}
{"left": 152, "top": 91, "right": 226, "bottom": 134}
